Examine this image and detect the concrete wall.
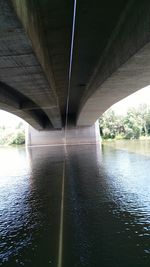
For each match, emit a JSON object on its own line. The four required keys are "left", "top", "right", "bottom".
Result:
{"left": 26, "top": 121, "right": 100, "bottom": 146}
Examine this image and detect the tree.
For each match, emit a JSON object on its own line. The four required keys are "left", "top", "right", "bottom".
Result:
{"left": 99, "top": 104, "right": 150, "bottom": 140}
{"left": 99, "top": 109, "right": 124, "bottom": 139}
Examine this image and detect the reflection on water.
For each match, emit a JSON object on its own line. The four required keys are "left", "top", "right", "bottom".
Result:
{"left": 103, "top": 139, "right": 150, "bottom": 156}
{"left": 0, "top": 146, "right": 64, "bottom": 267}
{"left": 0, "top": 143, "right": 150, "bottom": 267}
{"left": 101, "top": 145, "right": 150, "bottom": 254}
{"left": 64, "top": 144, "right": 150, "bottom": 267}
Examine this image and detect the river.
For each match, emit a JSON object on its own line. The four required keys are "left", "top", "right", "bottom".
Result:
{"left": 0, "top": 141, "right": 150, "bottom": 266}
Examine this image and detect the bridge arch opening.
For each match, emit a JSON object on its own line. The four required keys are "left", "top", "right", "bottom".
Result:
{"left": 0, "top": 110, "right": 27, "bottom": 146}
{"left": 99, "top": 85, "right": 150, "bottom": 140}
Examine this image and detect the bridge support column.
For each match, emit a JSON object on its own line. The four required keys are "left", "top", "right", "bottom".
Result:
{"left": 26, "top": 121, "right": 100, "bottom": 146}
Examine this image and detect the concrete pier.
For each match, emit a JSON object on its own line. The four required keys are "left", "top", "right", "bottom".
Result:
{"left": 26, "top": 122, "right": 100, "bottom": 146}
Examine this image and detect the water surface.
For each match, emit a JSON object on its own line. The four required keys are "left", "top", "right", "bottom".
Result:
{"left": 0, "top": 143, "right": 150, "bottom": 266}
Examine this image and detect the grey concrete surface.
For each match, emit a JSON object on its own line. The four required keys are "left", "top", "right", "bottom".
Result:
{"left": 27, "top": 122, "right": 100, "bottom": 146}
{"left": 77, "top": 1, "right": 150, "bottom": 125}
{"left": 0, "top": 0, "right": 62, "bottom": 129}
{"left": 12, "top": 0, "right": 73, "bottom": 127}
{"left": 77, "top": 42, "right": 150, "bottom": 125}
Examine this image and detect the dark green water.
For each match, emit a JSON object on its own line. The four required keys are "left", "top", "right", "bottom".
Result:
{"left": 0, "top": 143, "right": 150, "bottom": 266}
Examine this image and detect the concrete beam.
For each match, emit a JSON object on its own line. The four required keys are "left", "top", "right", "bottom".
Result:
{"left": 68, "top": 0, "right": 127, "bottom": 123}
{"left": 12, "top": 0, "right": 73, "bottom": 126}
{"left": 0, "top": 81, "right": 52, "bottom": 130}
{"left": 0, "top": 103, "right": 44, "bottom": 130}
{"left": 0, "top": 0, "right": 62, "bottom": 128}
{"left": 77, "top": 0, "right": 150, "bottom": 125}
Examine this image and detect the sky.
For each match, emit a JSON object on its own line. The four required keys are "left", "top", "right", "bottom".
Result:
{"left": 0, "top": 85, "right": 150, "bottom": 126}
{"left": 110, "top": 85, "right": 150, "bottom": 115}
{"left": 0, "top": 110, "right": 25, "bottom": 128}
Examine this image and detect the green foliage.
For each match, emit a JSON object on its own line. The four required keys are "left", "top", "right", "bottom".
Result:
{"left": 10, "top": 131, "right": 25, "bottom": 145}
{"left": 99, "top": 104, "right": 150, "bottom": 140}
{"left": 0, "top": 129, "right": 25, "bottom": 146}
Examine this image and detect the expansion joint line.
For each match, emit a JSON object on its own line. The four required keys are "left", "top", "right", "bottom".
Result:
{"left": 64, "top": 0, "right": 77, "bottom": 141}
{"left": 57, "top": 1, "right": 77, "bottom": 267}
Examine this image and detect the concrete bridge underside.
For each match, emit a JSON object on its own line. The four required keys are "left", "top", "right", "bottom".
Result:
{"left": 0, "top": 0, "right": 150, "bottom": 143}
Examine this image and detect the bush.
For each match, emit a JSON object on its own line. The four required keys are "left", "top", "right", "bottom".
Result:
{"left": 10, "top": 131, "right": 25, "bottom": 145}
{"left": 124, "top": 128, "right": 134, "bottom": 139}
{"left": 115, "top": 134, "right": 124, "bottom": 140}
